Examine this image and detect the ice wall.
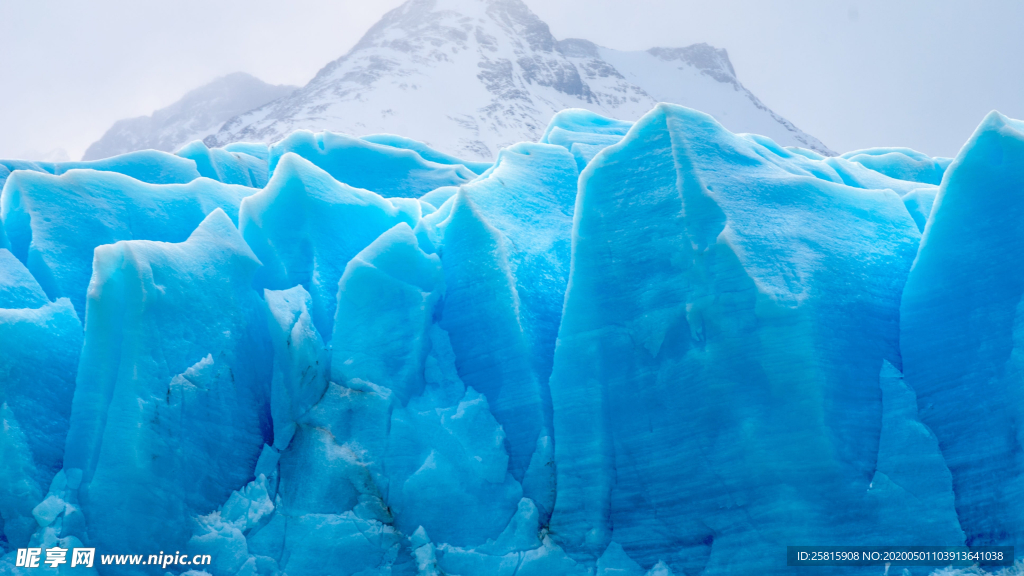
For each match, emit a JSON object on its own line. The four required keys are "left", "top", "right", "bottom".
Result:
{"left": 547, "top": 104, "right": 955, "bottom": 573}
{"left": 0, "top": 105, "right": 1013, "bottom": 576}
{"left": 901, "top": 112, "right": 1024, "bottom": 550}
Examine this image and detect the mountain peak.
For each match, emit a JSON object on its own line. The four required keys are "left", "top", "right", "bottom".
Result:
{"left": 206, "top": 0, "right": 831, "bottom": 158}
{"left": 342, "top": 0, "right": 557, "bottom": 61}
{"left": 91, "top": 0, "right": 832, "bottom": 160}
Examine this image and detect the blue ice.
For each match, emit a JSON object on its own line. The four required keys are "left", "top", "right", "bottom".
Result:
{"left": 268, "top": 131, "right": 477, "bottom": 198}
{"left": 0, "top": 103, "right": 1022, "bottom": 576}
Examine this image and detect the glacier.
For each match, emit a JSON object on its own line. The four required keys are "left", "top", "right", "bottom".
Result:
{"left": 0, "top": 103, "right": 1019, "bottom": 576}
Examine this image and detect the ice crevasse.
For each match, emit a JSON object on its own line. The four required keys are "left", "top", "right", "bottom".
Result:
{"left": 0, "top": 103, "right": 1019, "bottom": 575}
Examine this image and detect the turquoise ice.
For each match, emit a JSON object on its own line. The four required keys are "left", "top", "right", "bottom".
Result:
{"left": 901, "top": 111, "right": 1024, "bottom": 552}
{"left": 268, "top": 131, "right": 477, "bottom": 198}
{"left": 0, "top": 104, "right": 1018, "bottom": 576}
{"left": 0, "top": 169, "right": 257, "bottom": 318}
{"left": 0, "top": 250, "right": 81, "bottom": 549}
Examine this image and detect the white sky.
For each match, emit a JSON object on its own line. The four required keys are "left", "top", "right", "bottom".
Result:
{"left": 0, "top": 0, "right": 1020, "bottom": 159}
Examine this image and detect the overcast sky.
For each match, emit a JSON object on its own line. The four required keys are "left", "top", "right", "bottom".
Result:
{"left": 0, "top": 0, "right": 1020, "bottom": 159}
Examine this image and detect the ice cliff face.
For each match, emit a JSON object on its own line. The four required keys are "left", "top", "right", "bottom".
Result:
{"left": 83, "top": 73, "right": 296, "bottom": 161}
{"left": 199, "top": 0, "right": 831, "bottom": 159}
{"left": 2, "top": 101, "right": 1018, "bottom": 576}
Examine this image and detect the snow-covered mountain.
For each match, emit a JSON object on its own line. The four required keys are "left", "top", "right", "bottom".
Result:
{"left": 82, "top": 73, "right": 296, "bottom": 160}
{"left": 206, "top": 0, "right": 833, "bottom": 158}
